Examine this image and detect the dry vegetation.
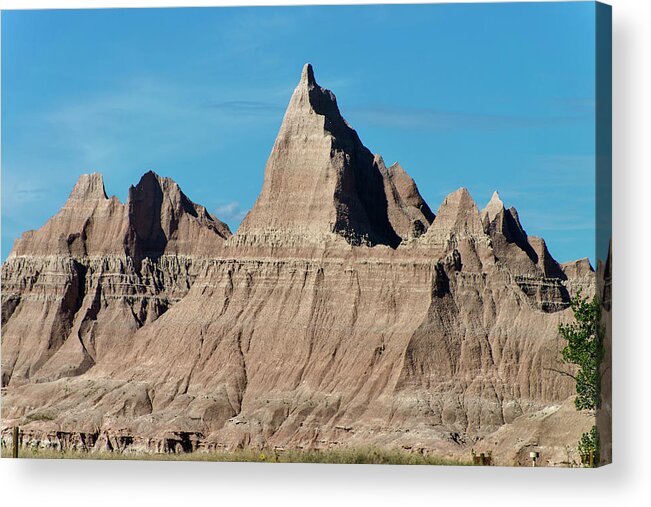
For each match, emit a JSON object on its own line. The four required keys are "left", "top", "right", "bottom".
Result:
{"left": 1, "top": 446, "right": 470, "bottom": 465}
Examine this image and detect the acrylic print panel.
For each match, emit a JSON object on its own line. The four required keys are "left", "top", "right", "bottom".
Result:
{"left": 1, "top": 2, "right": 611, "bottom": 467}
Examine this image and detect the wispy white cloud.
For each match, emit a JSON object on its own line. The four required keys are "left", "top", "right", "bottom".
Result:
{"left": 346, "top": 104, "right": 592, "bottom": 131}
{"left": 1, "top": 180, "right": 48, "bottom": 209}
{"left": 31, "top": 76, "right": 289, "bottom": 175}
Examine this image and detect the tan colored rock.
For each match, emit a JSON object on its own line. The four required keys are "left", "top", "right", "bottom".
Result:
{"left": 235, "top": 63, "right": 400, "bottom": 248}
{"left": 481, "top": 191, "right": 502, "bottom": 222}
{"left": 561, "top": 257, "right": 594, "bottom": 279}
{"left": 560, "top": 257, "right": 595, "bottom": 298}
{"left": 413, "top": 187, "right": 495, "bottom": 273}
{"left": 470, "top": 396, "right": 594, "bottom": 466}
{"left": 429, "top": 187, "right": 485, "bottom": 239}
{"left": 126, "top": 171, "right": 231, "bottom": 261}
{"left": 481, "top": 191, "right": 558, "bottom": 277}
{"left": 1, "top": 64, "right": 598, "bottom": 465}
{"left": 377, "top": 156, "right": 435, "bottom": 240}
{"left": 10, "top": 173, "right": 128, "bottom": 258}
{"left": 1, "top": 171, "right": 230, "bottom": 386}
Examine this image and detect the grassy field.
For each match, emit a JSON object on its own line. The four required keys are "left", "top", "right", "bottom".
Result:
{"left": 1, "top": 446, "right": 470, "bottom": 465}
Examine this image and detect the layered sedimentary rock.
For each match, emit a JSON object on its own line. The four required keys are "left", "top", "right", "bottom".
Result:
{"left": 236, "top": 64, "right": 406, "bottom": 248}
{"left": 1, "top": 64, "right": 595, "bottom": 465}
{"left": 126, "top": 171, "right": 231, "bottom": 261}
{"left": 561, "top": 257, "right": 596, "bottom": 298}
{"left": 10, "top": 173, "right": 127, "bottom": 258}
{"left": 1, "top": 172, "right": 230, "bottom": 386}
{"left": 377, "top": 157, "right": 435, "bottom": 240}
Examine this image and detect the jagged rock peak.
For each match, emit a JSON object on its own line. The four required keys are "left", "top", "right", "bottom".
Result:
{"left": 445, "top": 187, "right": 475, "bottom": 205}
{"left": 9, "top": 169, "right": 231, "bottom": 260}
{"left": 388, "top": 161, "right": 404, "bottom": 173}
{"left": 506, "top": 206, "right": 524, "bottom": 233}
{"left": 561, "top": 257, "right": 595, "bottom": 279}
{"left": 387, "top": 162, "right": 435, "bottom": 221}
{"left": 129, "top": 171, "right": 227, "bottom": 226}
{"left": 130, "top": 170, "right": 184, "bottom": 202}
{"left": 279, "top": 62, "right": 356, "bottom": 145}
{"left": 379, "top": 160, "right": 436, "bottom": 240}
{"left": 300, "top": 62, "right": 316, "bottom": 86}
{"left": 68, "top": 173, "right": 109, "bottom": 201}
{"left": 482, "top": 190, "right": 505, "bottom": 223}
{"left": 133, "top": 169, "right": 180, "bottom": 187}
{"left": 9, "top": 172, "right": 126, "bottom": 258}
{"left": 417, "top": 187, "right": 486, "bottom": 253}
{"left": 127, "top": 170, "right": 232, "bottom": 252}
{"left": 435, "top": 187, "right": 483, "bottom": 231}
{"left": 481, "top": 192, "right": 525, "bottom": 239}
{"left": 235, "top": 63, "right": 400, "bottom": 248}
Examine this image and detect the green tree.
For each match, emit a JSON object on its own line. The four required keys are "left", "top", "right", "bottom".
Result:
{"left": 578, "top": 426, "right": 600, "bottom": 467}
{"left": 557, "top": 291, "right": 604, "bottom": 467}
{"left": 559, "top": 291, "right": 603, "bottom": 411}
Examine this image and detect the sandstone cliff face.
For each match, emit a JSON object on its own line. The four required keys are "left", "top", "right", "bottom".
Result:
{"left": 10, "top": 173, "right": 128, "bottom": 258}
{"left": 377, "top": 157, "right": 435, "bottom": 240}
{"left": 1, "top": 172, "right": 230, "bottom": 386}
{"left": 126, "top": 171, "right": 231, "bottom": 262}
{"left": 1, "top": 64, "right": 595, "bottom": 465}
{"left": 236, "top": 64, "right": 412, "bottom": 248}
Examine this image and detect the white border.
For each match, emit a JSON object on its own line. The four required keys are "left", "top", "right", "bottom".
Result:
{"left": 1, "top": 0, "right": 649, "bottom": 505}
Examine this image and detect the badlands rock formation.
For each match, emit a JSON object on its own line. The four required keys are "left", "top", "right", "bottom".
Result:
{"left": 1, "top": 64, "right": 596, "bottom": 465}
{"left": 2, "top": 171, "right": 230, "bottom": 387}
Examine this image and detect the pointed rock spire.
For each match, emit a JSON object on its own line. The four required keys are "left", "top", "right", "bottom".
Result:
{"left": 300, "top": 63, "right": 316, "bottom": 86}
{"left": 414, "top": 187, "right": 494, "bottom": 272}
{"left": 9, "top": 170, "right": 230, "bottom": 260}
{"left": 379, "top": 160, "right": 435, "bottom": 240}
{"left": 529, "top": 236, "right": 565, "bottom": 279}
{"left": 427, "top": 187, "right": 484, "bottom": 237}
{"left": 235, "top": 64, "right": 400, "bottom": 248}
{"left": 126, "top": 171, "right": 231, "bottom": 261}
{"left": 10, "top": 172, "right": 126, "bottom": 257}
{"left": 479, "top": 192, "right": 565, "bottom": 278}
{"left": 67, "top": 173, "right": 109, "bottom": 201}
{"left": 506, "top": 207, "right": 525, "bottom": 234}
{"left": 388, "top": 163, "right": 436, "bottom": 224}
{"left": 481, "top": 191, "right": 504, "bottom": 224}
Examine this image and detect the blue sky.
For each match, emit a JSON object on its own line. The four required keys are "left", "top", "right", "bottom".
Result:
{"left": 1, "top": 2, "right": 597, "bottom": 263}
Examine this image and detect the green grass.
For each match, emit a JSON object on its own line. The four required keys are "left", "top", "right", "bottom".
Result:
{"left": 1, "top": 446, "right": 470, "bottom": 465}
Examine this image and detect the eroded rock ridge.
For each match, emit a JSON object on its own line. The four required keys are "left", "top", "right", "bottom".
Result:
{"left": 1, "top": 64, "right": 595, "bottom": 465}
